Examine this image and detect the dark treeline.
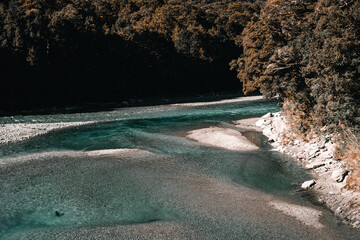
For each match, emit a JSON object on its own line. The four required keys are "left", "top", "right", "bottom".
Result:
{"left": 0, "top": 0, "right": 261, "bottom": 111}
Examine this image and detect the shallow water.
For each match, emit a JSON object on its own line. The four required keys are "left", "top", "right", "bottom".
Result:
{"left": 1, "top": 98, "right": 360, "bottom": 239}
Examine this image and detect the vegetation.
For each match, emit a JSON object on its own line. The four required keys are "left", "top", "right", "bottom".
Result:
{"left": 231, "top": 0, "right": 360, "bottom": 189}
{"left": 0, "top": 0, "right": 259, "bottom": 111}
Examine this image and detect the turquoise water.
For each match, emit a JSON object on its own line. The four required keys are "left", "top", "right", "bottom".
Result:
{"left": 0, "top": 99, "right": 279, "bottom": 157}
{"left": 1, "top": 98, "right": 360, "bottom": 239}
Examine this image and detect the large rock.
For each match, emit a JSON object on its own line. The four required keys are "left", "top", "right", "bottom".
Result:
{"left": 256, "top": 119, "right": 271, "bottom": 127}
{"left": 261, "top": 112, "right": 273, "bottom": 118}
{"left": 331, "top": 168, "right": 349, "bottom": 183}
{"left": 272, "top": 116, "right": 289, "bottom": 134}
{"left": 301, "top": 180, "right": 316, "bottom": 190}
{"left": 263, "top": 125, "right": 273, "bottom": 137}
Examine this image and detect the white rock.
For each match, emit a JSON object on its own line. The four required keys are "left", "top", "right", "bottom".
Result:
{"left": 301, "top": 180, "right": 316, "bottom": 190}
{"left": 305, "top": 162, "right": 325, "bottom": 170}
{"left": 317, "top": 151, "right": 332, "bottom": 160}
{"left": 273, "top": 112, "right": 281, "bottom": 117}
{"left": 261, "top": 112, "right": 273, "bottom": 118}
{"left": 256, "top": 119, "right": 266, "bottom": 127}
{"left": 272, "top": 117, "right": 289, "bottom": 133}
{"left": 263, "top": 126, "right": 273, "bottom": 137}
{"left": 331, "top": 169, "right": 349, "bottom": 182}
{"left": 308, "top": 148, "right": 320, "bottom": 158}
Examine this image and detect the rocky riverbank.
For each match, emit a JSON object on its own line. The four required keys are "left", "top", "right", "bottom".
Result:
{"left": 252, "top": 113, "right": 360, "bottom": 229}
{"left": 0, "top": 122, "right": 95, "bottom": 145}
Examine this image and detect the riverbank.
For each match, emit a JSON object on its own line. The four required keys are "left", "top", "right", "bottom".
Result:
{"left": 0, "top": 122, "right": 95, "bottom": 145}
{"left": 252, "top": 113, "right": 360, "bottom": 229}
{"left": 187, "top": 112, "right": 360, "bottom": 229}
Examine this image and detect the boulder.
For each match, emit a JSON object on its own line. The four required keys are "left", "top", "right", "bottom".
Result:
{"left": 272, "top": 117, "right": 289, "bottom": 134}
{"left": 301, "top": 180, "right": 316, "bottom": 190}
{"left": 255, "top": 119, "right": 265, "bottom": 127}
{"left": 261, "top": 112, "right": 273, "bottom": 118}
{"left": 263, "top": 125, "right": 273, "bottom": 137}
{"left": 256, "top": 119, "right": 270, "bottom": 127}
{"left": 331, "top": 169, "right": 349, "bottom": 182}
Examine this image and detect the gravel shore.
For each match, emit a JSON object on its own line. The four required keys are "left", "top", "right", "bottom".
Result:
{"left": 187, "top": 127, "right": 259, "bottom": 151}
{"left": 0, "top": 122, "right": 95, "bottom": 145}
{"left": 251, "top": 113, "right": 360, "bottom": 229}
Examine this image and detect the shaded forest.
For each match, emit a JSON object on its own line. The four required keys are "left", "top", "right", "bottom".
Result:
{"left": 0, "top": 0, "right": 261, "bottom": 112}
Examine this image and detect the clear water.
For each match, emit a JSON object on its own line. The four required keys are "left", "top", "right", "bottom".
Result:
{"left": 1, "top": 98, "right": 359, "bottom": 239}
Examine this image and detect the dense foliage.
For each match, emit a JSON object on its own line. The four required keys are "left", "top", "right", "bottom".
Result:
{"left": 231, "top": 0, "right": 360, "bottom": 138}
{"left": 229, "top": 0, "right": 359, "bottom": 188}
{"left": 0, "top": 0, "right": 259, "bottom": 111}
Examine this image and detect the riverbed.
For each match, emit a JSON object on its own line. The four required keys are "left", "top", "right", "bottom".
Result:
{"left": 1, "top": 97, "right": 359, "bottom": 239}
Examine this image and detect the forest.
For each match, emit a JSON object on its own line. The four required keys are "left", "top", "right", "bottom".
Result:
{"left": 0, "top": 0, "right": 260, "bottom": 111}
{"left": 0, "top": 1, "right": 359, "bottom": 185}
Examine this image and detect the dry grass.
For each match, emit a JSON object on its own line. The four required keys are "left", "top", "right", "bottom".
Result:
{"left": 344, "top": 146, "right": 360, "bottom": 191}
{"left": 336, "top": 125, "right": 360, "bottom": 191}
{"left": 281, "top": 99, "right": 316, "bottom": 144}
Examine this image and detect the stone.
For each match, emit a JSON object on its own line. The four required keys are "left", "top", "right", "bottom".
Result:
{"left": 297, "top": 153, "right": 306, "bottom": 160}
{"left": 261, "top": 112, "right": 273, "bottom": 118}
{"left": 308, "top": 148, "right": 320, "bottom": 158}
{"left": 305, "top": 162, "right": 325, "bottom": 170}
{"left": 273, "top": 112, "right": 281, "bottom": 117}
{"left": 331, "top": 169, "right": 349, "bottom": 183}
{"left": 317, "top": 151, "right": 332, "bottom": 160}
{"left": 263, "top": 126, "right": 273, "bottom": 137}
{"left": 272, "top": 117, "right": 288, "bottom": 133}
{"left": 301, "top": 180, "right": 316, "bottom": 190}
{"left": 255, "top": 119, "right": 266, "bottom": 127}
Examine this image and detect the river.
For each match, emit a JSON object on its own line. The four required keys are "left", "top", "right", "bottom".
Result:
{"left": 0, "top": 97, "right": 359, "bottom": 239}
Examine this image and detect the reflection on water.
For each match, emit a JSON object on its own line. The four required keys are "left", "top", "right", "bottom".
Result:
{"left": 1, "top": 99, "right": 360, "bottom": 239}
